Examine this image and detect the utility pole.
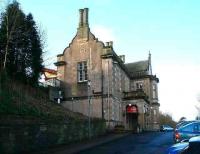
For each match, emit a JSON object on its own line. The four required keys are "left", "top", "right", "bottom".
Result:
{"left": 107, "top": 60, "right": 110, "bottom": 128}
{"left": 88, "top": 48, "right": 92, "bottom": 139}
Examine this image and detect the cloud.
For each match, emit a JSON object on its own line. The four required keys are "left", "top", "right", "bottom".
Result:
{"left": 91, "top": 25, "right": 116, "bottom": 43}
{"left": 157, "top": 63, "right": 200, "bottom": 121}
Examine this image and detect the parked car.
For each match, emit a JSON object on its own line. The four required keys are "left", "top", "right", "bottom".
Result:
{"left": 167, "top": 140, "right": 189, "bottom": 154}
{"left": 175, "top": 121, "right": 196, "bottom": 131}
{"left": 160, "top": 125, "right": 174, "bottom": 132}
{"left": 167, "top": 136, "right": 200, "bottom": 154}
{"left": 174, "top": 121, "right": 200, "bottom": 143}
{"left": 182, "top": 136, "right": 200, "bottom": 154}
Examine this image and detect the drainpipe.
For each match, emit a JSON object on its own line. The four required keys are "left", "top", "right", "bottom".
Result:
{"left": 101, "top": 69, "right": 104, "bottom": 119}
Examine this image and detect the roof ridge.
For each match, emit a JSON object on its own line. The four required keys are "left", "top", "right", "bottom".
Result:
{"left": 125, "top": 60, "right": 148, "bottom": 65}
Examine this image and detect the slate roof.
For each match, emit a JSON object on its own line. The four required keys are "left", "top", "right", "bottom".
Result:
{"left": 125, "top": 60, "right": 149, "bottom": 74}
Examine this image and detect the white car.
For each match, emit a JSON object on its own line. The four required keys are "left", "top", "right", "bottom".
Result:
{"left": 160, "top": 125, "right": 174, "bottom": 132}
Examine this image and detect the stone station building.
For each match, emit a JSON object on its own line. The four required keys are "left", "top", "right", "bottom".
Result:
{"left": 54, "top": 8, "right": 160, "bottom": 131}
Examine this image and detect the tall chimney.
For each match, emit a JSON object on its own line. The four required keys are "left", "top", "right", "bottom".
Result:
{"left": 77, "top": 8, "right": 89, "bottom": 40}
{"left": 83, "top": 8, "right": 89, "bottom": 26}
{"left": 79, "top": 9, "right": 84, "bottom": 27}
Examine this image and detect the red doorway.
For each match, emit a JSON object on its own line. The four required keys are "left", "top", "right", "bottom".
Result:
{"left": 126, "top": 105, "right": 138, "bottom": 131}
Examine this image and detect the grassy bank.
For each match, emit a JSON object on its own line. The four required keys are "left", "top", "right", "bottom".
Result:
{"left": 0, "top": 72, "right": 85, "bottom": 121}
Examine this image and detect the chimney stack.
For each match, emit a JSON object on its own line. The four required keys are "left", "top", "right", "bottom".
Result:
{"left": 106, "top": 42, "right": 109, "bottom": 47}
{"left": 77, "top": 8, "right": 90, "bottom": 40}
{"left": 109, "top": 41, "right": 113, "bottom": 47}
{"left": 119, "top": 55, "right": 125, "bottom": 63}
{"left": 79, "top": 8, "right": 89, "bottom": 27}
{"left": 105, "top": 41, "right": 113, "bottom": 47}
{"left": 79, "top": 9, "right": 84, "bottom": 27}
{"left": 83, "top": 8, "right": 88, "bottom": 26}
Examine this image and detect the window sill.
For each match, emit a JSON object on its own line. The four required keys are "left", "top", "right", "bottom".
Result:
{"left": 77, "top": 81, "right": 88, "bottom": 84}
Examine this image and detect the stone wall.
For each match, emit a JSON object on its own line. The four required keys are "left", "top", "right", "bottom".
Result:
{"left": 62, "top": 98, "right": 102, "bottom": 118}
{"left": 0, "top": 117, "right": 106, "bottom": 154}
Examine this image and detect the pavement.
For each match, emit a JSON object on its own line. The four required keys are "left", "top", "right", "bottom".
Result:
{"left": 37, "top": 133, "right": 130, "bottom": 154}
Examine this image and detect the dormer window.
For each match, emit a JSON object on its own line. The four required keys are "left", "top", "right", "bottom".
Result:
{"left": 136, "top": 82, "right": 143, "bottom": 90}
{"left": 77, "top": 61, "right": 88, "bottom": 82}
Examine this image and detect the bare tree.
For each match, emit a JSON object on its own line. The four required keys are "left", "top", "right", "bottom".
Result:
{"left": 159, "top": 111, "right": 177, "bottom": 127}
{"left": 178, "top": 117, "right": 187, "bottom": 123}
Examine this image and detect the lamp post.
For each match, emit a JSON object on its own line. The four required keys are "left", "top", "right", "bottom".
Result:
{"left": 87, "top": 80, "right": 91, "bottom": 139}
{"left": 71, "top": 97, "right": 74, "bottom": 111}
{"left": 150, "top": 106, "right": 153, "bottom": 130}
{"left": 57, "top": 90, "right": 62, "bottom": 104}
{"left": 107, "top": 60, "right": 110, "bottom": 129}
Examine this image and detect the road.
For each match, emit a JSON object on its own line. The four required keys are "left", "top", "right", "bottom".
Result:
{"left": 79, "top": 132, "right": 174, "bottom": 154}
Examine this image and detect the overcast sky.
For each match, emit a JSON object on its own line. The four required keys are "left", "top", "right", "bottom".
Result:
{"left": 2, "top": 0, "right": 200, "bottom": 121}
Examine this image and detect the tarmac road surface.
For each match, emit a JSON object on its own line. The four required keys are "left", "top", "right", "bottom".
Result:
{"left": 79, "top": 131, "right": 174, "bottom": 154}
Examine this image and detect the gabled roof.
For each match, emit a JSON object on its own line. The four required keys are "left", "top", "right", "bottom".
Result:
{"left": 42, "top": 68, "right": 57, "bottom": 74}
{"left": 125, "top": 60, "right": 149, "bottom": 73}
{"left": 125, "top": 59, "right": 159, "bottom": 82}
{"left": 42, "top": 68, "right": 57, "bottom": 80}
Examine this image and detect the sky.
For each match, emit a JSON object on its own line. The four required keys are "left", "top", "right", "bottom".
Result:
{"left": 1, "top": 0, "right": 200, "bottom": 121}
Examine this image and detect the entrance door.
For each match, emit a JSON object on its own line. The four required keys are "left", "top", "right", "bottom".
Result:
{"left": 126, "top": 105, "right": 138, "bottom": 131}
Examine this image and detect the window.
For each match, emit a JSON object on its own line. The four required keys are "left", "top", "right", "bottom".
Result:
{"left": 181, "top": 124, "right": 194, "bottom": 132}
{"left": 153, "top": 109, "right": 156, "bottom": 115}
{"left": 77, "top": 61, "right": 88, "bottom": 82}
{"left": 136, "top": 82, "right": 143, "bottom": 90}
{"left": 153, "top": 84, "right": 156, "bottom": 98}
{"left": 193, "top": 123, "right": 200, "bottom": 132}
